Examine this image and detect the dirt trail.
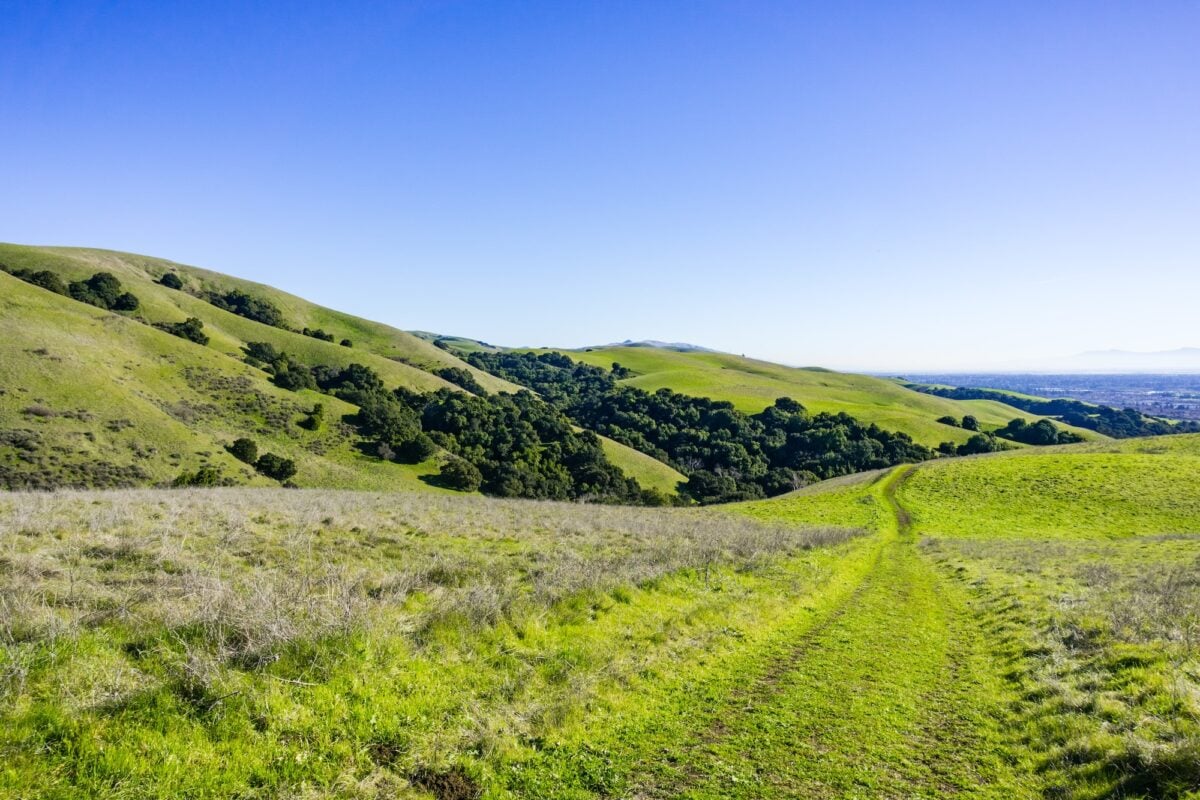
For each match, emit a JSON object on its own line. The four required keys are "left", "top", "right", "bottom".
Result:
{"left": 629, "top": 466, "right": 1035, "bottom": 799}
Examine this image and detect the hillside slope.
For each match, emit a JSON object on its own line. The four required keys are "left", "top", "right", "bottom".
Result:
{"left": 0, "top": 270, "right": 441, "bottom": 490}
{"left": 546, "top": 345, "right": 1103, "bottom": 447}
{"left": 0, "top": 244, "right": 682, "bottom": 494}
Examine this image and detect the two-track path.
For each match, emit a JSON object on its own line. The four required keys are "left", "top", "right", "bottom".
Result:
{"left": 626, "top": 467, "right": 1037, "bottom": 799}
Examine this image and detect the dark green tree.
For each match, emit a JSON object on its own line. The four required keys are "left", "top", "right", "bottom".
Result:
{"left": 159, "top": 272, "right": 184, "bottom": 289}
{"left": 254, "top": 453, "right": 297, "bottom": 482}
{"left": 439, "top": 457, "right": 483, "bottom": 491}
{"left": 158, "top": 317, "right": 208, "bottom": 345}
{"left": 227, "top": 437, "right": 258, "bottom": 464}
{"left": 208, "top": 289, "right": 287, "bottom": 327}
{"left": 28, "top": 271, "right": 68, "bottom": 295}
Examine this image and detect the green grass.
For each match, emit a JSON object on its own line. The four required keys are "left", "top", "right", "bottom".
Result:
{"left": 541, "top": 345, "right": 1103, "bottom": 448}
{"left": 899, "top": 435, "right": 1200, "bottom": 539}
{"left": 596, "top": 436, "right": 685, "bottom": 496}
{"left": 922, "top": 534, "right": 1200, "bottom": 798}
{"left": 0, "top": 243, "right": 514, "bottom": 394}
{"left": 899, "top": 438, "right": 1200, "bottom": 795}
{"left": 3, "top": 438, "right": 1200, "bottom": 797}
{"left": 734, "top": 468, "right": 890, "bottom": 530}
{"left": 0, "top": 489, "right": 853, "bottom": 799}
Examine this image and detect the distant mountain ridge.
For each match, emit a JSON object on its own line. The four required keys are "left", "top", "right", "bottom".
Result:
{"left": 1038, "top": 348, "right": 1200, "bottom": 373}
{"left": 601, "top": 339, "right": 718, "bottom": 353}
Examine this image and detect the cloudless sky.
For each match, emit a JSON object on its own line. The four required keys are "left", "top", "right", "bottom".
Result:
{"left": 2, "top": 1, "right": 1198, "bottom": 370}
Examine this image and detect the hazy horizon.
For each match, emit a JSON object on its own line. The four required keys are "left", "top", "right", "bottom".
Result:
{"left": 4, "top": 2, "right": 1198, "bottom": 370}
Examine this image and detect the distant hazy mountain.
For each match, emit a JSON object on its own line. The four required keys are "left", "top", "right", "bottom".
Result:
{"left": 1032, "top": 348, "right": 1200, "bottom": 373}
{"left": 601, "top": 339, "right": 718, "bottom": 353}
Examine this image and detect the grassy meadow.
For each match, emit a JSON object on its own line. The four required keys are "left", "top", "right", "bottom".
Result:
{"left": 2, "top": 438, "right": 1199, "bottom": 797}
{"left": 0, "top": 489, "right": 856, "bottom": 798}
{"left": 899, "top": 435, "right": 1200, "bottom": 797}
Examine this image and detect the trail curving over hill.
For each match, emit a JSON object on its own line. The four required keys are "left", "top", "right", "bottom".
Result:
{"left": 605, "top": 466, "right": 1036, "bottom": 798}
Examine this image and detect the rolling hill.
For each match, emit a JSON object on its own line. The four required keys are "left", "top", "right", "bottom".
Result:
{"left": 0, "top": 244, "right": 682, "bottom": 494}
{"left": 532, "top": 345, "right": 1104, "bottom": 447}
{"left": 4, "top": 244, "right": 1200, "bottom": 798}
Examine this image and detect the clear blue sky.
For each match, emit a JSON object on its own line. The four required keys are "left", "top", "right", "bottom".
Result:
{"left": 3, "top": 1, "right": 1198, "bottom": 370}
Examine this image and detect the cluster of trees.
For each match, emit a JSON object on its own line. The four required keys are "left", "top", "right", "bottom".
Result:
{"left": 937, "top": 414, "right": 980, "bottom": 431}
{"left": 466, "top": 351, "right": 934, "bottom": 504}
{"left": 207, "top": 288, "right": 354, "bottom": 347}
{"left": 938, "top": 434, "right": 1013, "bottom": 457}
{"left": 241, "top": 346, "right": 655, "bottom": 502}
{"left": 226, "top": 437, "right": 297, "bottom": 483}
{"left": 156, "top": 317, "right": 209, "bottom": 345}
{"left": 936, "top": 415, "right": 1080, "bottom": 455}
{"left": 915, "top": 385, "right": 1199, "bottom": 438}
{"left": 993, "top": 417, "right": 1083, "bottom": 445}
{"left": 207, "top": 289, "right": 287, "bottom": 328}
{"left": 244, "top": 344, "right": 434, "bottom": 462}
{"left": 409, "top": 388, "right": 653, "bottom": 502}
{"left": 3, "top": 266, "right": 140, "bottom": 312}
{"left": 434, "top": 366, "right": 488, "bottom": 395}
{"left": 243, "top": 342, "right": 325, "bottom": 391}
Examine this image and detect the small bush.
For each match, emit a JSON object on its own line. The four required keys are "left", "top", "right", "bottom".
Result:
{"left": 208, "top": 289, "right": 287, "bottom": 328}
{"left": 937, "top": 415, "right": 960, "bottom": 427}
{"left": 955, "top": 433, "right": 1009, "bottom": 455}
{"left": 157, "top": 317, "right": 209, "bottom": 345}
{"left": 227, "top": 438, "right": 258, "bottom": 464}
{"left": 440, "top": 457, "right": 482, "bottom": 492}
{"left": 302, "top": 327, "right": 334, "bottom": 342}
{"left": 159, "top": 272, "right": 184, "bottom": 289}
{"left": 298, "top": 403, "right": 324, "bottom": 431}
{"left": 961, "top": 415, "right": 980, "bottom": 431}
{"left": 172, "top": 465, "right": 227, "bottom": 487}
{"left": 340, "top": 339, "right": 353, "bottom": 348}
{"left": 254, "top": 453, "right": 297, "bottom": 482}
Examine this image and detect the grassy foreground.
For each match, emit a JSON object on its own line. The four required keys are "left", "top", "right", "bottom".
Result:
{"left": 0, "top": 489, "right": 855, "bottom": 798}
{"left": 3, "top": 436, "right": 1199, "bottom": 798}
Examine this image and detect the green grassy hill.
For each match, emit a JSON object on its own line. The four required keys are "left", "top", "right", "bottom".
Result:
{"left": 544, "top": 345, "right": 1103, "bottom": 447}
{"left": 0, "top": 244, "right": 682, "bottom": 494}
